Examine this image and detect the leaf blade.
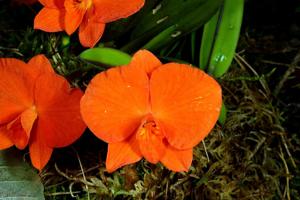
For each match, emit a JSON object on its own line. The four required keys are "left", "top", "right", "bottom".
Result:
{"left": 80, "top": 47, "right": 132, "bottom": 66}
{"left": 0, "top": 149, "right": 45, "bottom": 200}
{"left": 207, "top": 0, "right": 244, "bottom": 77}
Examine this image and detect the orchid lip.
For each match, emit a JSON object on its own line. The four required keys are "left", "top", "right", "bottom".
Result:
{"left": 137, "top": 114, "right": 162, "bottom": 138}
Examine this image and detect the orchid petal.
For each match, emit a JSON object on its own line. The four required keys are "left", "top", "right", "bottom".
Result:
{"left": 81, "top": 65, "right": 149, "bottom": 143}
{"left": 150, "top": 63, "right": 222, "bottom": 149}
{"left": 106, "top": 135, "right": 142, "bottom": 172}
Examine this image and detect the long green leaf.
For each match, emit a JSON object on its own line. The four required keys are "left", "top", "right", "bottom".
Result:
{"left": 199, "top": 11, "right": 219, "bottom": 70}
{"left": 206, "top": 0, "right": 244, "bottom": 77}
{"left": 122, "top": 0, "right": 222, "bottom": 53}
{"left": 0, "top": 149, "right": 45, "bottom": 199}
{"left": 218, "top": 103, "right": 227, "bottom": 125}
{"left": 80, "top": 47, "right": 132, "bottom": 66}
{"left": 142, "top": 25, "right": 178, "bottom": 50}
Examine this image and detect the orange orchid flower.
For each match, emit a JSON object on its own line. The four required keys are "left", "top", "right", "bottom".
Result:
{"left": 0, "top": 55, "right": 86, "bottom": 170}
{"left": 34, "top": 0, "right": 145, "bottom": 47}
{"left": 80, "top": 50, "right": 222, "bottom": 172}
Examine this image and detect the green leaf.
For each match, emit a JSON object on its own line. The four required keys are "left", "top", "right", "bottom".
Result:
{"left": 0, "top": 148, "right": 45, "bottom": 199}
{"left": 218, "top": 102, "right": 227, "bottom": 125}
{"left": 80, "top": 47, "right": 132, "bottom": 66}
{"left": 204, "top": 0, "right": 244, "bottom": 77}
{"left": 199, "top": 11, "right": 219, "bottom": 70}
{"left": 122, "top": 0, "right": 222, "bottom": 53}
{"left": 142, "top": 25, "right": 178, "bottom": 50}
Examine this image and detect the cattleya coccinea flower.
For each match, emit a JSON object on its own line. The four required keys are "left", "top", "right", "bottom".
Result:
{"left": 0, "top": 55, "right": 86, "bottom": 170}
{"left": 80, "top": 50, "right": 222, "bottom": 172}
{"left": 34, "top": 0, "right": 145, "bottom": 47}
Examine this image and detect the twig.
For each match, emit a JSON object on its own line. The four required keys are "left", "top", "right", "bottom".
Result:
{"left": 274, "top": 125, "right": 297, "bottom": 168}
{"left": 202, "top": 140, "right": 210, "bottom": 162}
{"left": 235, "top": 53, "right": 270, "bottom": 96}
{"left": 69, "top": 182, "right": 77, "bottom": 198}
{"left": 248, "top": 136, "right": 266, "bottom": 160}
{"left": 45, "top": 191, "right": 82, "bottom": 196}
{"left": 54, "top": 164, "right": 95, "bottom": 187}
{"left": 274, "top": 50, "right": 300, "bottom": 96}
{"left": 75, "top": 164, "right": 101, "bottom": 177}
{"left": 0, "top": 46, "right": 23, "bottom": 56}
{"left": 261, "top": 60, "right": 300, "bottom": 69}
{"left": 164, "top": 181, "right": 169, "bottom": 200}
{"left": 73, "top": 148, "right": 91, "bottom": 200}
{"left": 279, "top": 145, "right": 291, "bottom": 200}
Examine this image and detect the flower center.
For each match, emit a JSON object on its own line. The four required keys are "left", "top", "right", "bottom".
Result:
{"left": 138, "top": 116, "right": 161, "bottom": 138}
{"left": 136, "top": 115, "right": 165, "bottom": 163}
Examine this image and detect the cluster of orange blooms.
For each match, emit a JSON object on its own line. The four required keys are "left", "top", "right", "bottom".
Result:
{"left": 0, "top": 0, "right": 222, "bottom": 172}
